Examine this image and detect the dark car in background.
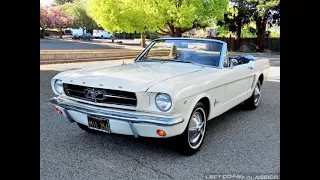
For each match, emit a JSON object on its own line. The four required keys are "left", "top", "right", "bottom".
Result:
{"left": 72, "top": 33, "right": 93, "bottom": 40}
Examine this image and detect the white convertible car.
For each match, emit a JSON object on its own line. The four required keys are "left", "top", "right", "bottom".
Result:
{"left": 50, "top": 38, "right": 270, "bottom": 155}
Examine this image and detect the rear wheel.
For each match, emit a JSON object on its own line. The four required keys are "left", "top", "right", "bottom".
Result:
{"left": 176, "top": 102, "right": 207, "bottom": 156}
{"left": 244, "top": 81, "right": 262, "bottom": 110}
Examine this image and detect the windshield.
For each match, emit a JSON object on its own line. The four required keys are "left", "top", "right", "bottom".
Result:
{"left": 138, "top": 39, "right": 223, "bottom": 67}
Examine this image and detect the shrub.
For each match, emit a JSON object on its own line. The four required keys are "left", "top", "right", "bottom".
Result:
{"left": 43, "top": 31, "right": 50, "bottom": 37}
{"left": 147, "top": 32, "right": 159, "bottom": 40}
{"left": 132, "top": 34, "right": 141, "bottom": 39}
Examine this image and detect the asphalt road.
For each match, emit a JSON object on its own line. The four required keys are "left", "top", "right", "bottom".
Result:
{"left": 40, "top": 39, "right": 121, "bottom": 50}
{"left": 40, "top": 59, "right": 280, "bottom": 180}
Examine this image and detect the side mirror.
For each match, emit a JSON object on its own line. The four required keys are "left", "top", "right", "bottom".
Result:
{"left": 230, "top": 59, "right": 238, "bottom": 68}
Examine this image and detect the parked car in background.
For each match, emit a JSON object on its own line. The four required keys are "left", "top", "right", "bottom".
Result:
{"left": 93, "top": 30, "right": 113, "bottom": 39}
{"left": 49, "top": 38, "right": 270, "bottom": 155}
{"left": 72, "top": 33, "right": 93, "bottom": 40}
{"left": 79, "top": 33, "right": 93, "bottom": 40}
{"left": 72, "top": 34, "right": 81, "bottom": 39}
{"left": 65, "top": 28, "right": 86, "bottom": 37}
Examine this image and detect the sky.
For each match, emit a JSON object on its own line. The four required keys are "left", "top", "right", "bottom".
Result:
{"left": 40, "top": 0, "right": 54, "bottom": 5}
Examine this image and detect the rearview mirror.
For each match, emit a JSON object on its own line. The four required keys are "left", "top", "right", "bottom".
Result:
{"left": 230, "top": 59, "right": 238, "bottom": 68}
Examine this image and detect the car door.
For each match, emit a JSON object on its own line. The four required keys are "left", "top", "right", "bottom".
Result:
{"left": 222, "top": 52, "right": 252, "bottom": 108}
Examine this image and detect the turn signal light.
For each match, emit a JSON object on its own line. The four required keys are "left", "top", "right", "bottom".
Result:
{"left": 56, "top": 108, "right": 62, "bottom": 114}
{"left": 156, "top": 130, "right": 166, "bottom": 137}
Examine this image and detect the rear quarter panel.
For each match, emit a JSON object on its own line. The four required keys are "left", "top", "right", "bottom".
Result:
{"left": 247, "top": 58, "right": 270, "bottom": 96}
{"left": 253, "top": 58, "right": 270, "bottom": 83}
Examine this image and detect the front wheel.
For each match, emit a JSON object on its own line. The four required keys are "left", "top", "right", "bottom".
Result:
{"left": 244, "top": 81, "right": 261, "bottom": 110}
{"left": 176, "top": 102, "right": 207, "bottom": 155}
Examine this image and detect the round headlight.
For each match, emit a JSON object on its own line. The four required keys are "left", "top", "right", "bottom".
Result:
{"left": 54, "top": 79, "right": 64, "bottom": 94}
{"left": 155, "top": 93, "right": 172, "bottom": 111}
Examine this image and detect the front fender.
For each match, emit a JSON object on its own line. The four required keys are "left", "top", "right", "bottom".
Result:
{"left": 172, "top": 92, "right": 211, "bottom": 133}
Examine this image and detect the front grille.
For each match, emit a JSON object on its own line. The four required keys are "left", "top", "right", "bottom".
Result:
{"left": 63, "top": 83, "right": 137, "bottom": 107}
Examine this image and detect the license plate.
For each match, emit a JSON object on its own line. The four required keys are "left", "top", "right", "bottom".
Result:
{"left": 87, "top": 116, "right": 110, "bottom": 133}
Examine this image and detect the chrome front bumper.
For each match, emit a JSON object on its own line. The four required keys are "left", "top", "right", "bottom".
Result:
{"left": 49, "top": 97, "right": 184, "bottom": 127}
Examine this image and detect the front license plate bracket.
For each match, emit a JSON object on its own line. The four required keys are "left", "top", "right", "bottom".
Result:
{"left": 87, "top": 115, "right": 110, "bottom": 133}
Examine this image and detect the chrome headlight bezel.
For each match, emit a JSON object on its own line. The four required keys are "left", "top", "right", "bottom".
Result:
{"left": 155, "top": 93, "right": 172, "bottom": 112}
{"left": 53, "top": 79, "right": 64, "bottom": 95}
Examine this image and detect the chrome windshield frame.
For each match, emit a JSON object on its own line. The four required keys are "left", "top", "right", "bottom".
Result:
{"left": 134, "top": 38, "right": 228, "bottom": 69}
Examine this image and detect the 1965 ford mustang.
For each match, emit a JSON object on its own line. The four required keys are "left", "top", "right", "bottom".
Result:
{"left": 49, "top": 38, "right": 270, "bottom": 155}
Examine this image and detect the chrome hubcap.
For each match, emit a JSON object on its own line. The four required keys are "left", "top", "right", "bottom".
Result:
{"left": 188, "top": 108, "right": 206, "bottom": 149}
{"left": 254, "top": 83, "right": 261, "bottom": 106}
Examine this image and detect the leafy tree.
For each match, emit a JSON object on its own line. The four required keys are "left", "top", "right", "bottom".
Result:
{"left": 87, "top": 0, "right": 228, "bottom": 46}
{"left": 62, "top": 0, "right": 99, "bottom": 39}
{"left": 241, "top": 23, "right": 257, "bottom": 38}
{"left": 50, "top": 6, "right": 75, "bottom": 38}
{"left": 215, "top": 24, "right": 234, "bottom": 37}
{"left": 153, "top": 0, "right": 229, "bottom": 37}
{"left": 217, "top": 1, "right": 254, "bottom": 39}
{"left": 87, "top": 0, "right": 125, "bottom": 43}
{"left": 216, "top": 22, "right": 256, "bottom": 38}
{"left": 40, "top": 6, "right": 54, "bottom": 38}
{"left": 122, "top": 0, "right": 161, "bottom": 46}
{"left": 268, "top": 30, "right": 280, "bottom": 38}
{"left": 54, "top": 0, "right": 75, "bottom": 5}
{"left": 248, "top": 0, "right": 280, "bottom": 52}
{"left": 87, "top": 0, "right": 160, "bottom": 46}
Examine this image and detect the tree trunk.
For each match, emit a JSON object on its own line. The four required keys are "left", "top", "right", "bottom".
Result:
{"left": 40, "top": 29, "right": 45, "bottom": 38}
{"left": 172, "top": 31, "right": 182, "bottom": 37}
{"left": 82, "top": 27, "right": 85, "bottom": 40}
{"left": 59, "top": 28, "right": 63, "bottom": 38}
{"left": 236, "top": 19, "right": 242, "bottom": 39}
{"left": 112, "top": 32, "right": 115, "bottom": 42}
{"left": 256, "top": 18, "right": 267, "bottom": 52}
{"left": 141, "top": 32, "right": 146, "bottom": 48}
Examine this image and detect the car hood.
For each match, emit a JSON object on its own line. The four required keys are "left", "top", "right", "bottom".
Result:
{"left": 56, "top": 62, "right": 203, "bottom": 92}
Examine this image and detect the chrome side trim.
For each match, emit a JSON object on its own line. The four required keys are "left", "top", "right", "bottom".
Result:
{"left": 49, "top": 97, "right": 184, "bottom": 126}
